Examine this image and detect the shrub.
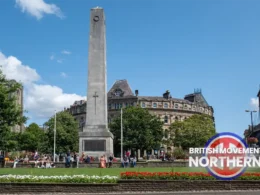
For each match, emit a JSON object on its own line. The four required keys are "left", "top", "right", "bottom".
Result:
{"left": 120, "top": 172, "right": 260, "bottom": 180}
{"left": 0, "top": 175, "right": 118, "bottom": 183}
{"left": 173, "top": 148, "right": 186, "bottom": 159}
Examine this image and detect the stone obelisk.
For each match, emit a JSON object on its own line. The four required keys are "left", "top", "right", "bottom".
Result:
{"left": 79, "top": 7, "right": 114, "bottom": 158}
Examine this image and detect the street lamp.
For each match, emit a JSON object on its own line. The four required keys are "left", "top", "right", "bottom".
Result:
{"left": 54, "top": 110, "right": 56, "bottom": 163}
{"left": 121, "top": 108, "right": 123, "bottom": 161}
{"left": 245, "top": 110, "right": 257, "bottom": 134}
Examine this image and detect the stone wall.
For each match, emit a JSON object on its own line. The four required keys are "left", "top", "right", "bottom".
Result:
{"left": 1, "top": 180, "right": 260, "bottom": 193}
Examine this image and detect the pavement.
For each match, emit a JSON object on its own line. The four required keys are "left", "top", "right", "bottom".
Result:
{"left": 4, "top": 191, "right": 260, "bottom": 195}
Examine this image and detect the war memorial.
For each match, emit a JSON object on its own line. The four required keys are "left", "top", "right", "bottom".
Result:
{"left": 1, "top": 5, "right": 260, "bottom": 195}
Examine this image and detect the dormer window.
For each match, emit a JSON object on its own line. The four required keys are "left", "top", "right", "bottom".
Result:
{"left": 114, "top": 88, "right": 123, "bottom": 97}
{"left": 141, "top": 102, "right": 146, "bottom": 108}
{"left": 174, "top": 104, "right": 178, "bottom": 109}
{"left": 153, "top": 103, "right": 157, "bottom": 108}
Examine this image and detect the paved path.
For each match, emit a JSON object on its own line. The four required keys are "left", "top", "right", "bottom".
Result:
{"left": 4, "top": 191, "right": 260, "bottom": 195}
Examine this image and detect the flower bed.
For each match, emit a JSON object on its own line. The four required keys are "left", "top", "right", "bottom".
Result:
{"left": 120, "top": 172, "right": 260, "bottom": 180}
{"left": 0, "top": 175, "right": 118, "bottom": 183}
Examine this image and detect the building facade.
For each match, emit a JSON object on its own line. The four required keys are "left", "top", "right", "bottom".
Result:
{"left": 67, "top": 80, "right": 214, "bottom": 151}
{"left": 8, "top": 80, "right": 25, "bottom": 133}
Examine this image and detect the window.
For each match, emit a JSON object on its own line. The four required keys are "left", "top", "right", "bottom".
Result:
{"left": 174, "top": 104, "right": 178, "bottom": 109}
{"left": 80, "top": 107, "right": 84, "bottom": 113}
{"left": 141, "top": 102, "right": 146, "bottom": 108}
{"left": 164, "top": 130, "right": 169, "bottom": 138}
{"left": 164, "top": 103, "right": 169, "bottom": 108}
{"left": 192, "top": 106, "right": 196, "bottom": 111}
{"left": 184, "top": 104, "right": 187, "bottom": 109}
{"left": 119, "top": 103, "right": 122, "bottom": 109}
{"left": 115, "top": 103, "right": 119, "bottom": 109}
{"left": 114, "top": 89, "right": 122, "bottom": 96}
{"left": 125, "top": 103, "right": 128, "bottom": 107}
{"left": 108, "top": 104, "right": 111, "bottom": 110}
{"left": 164, "top": 116, "right": 168, "bottom": 123}
{"left": 175, "top": 116, "right": 178, "bottom": 121}
{"left": 153, "top": 103, "right": 157, "bottom": 108}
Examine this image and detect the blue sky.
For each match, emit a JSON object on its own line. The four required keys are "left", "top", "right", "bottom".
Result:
{"left": 0, "top": 0, "right": 259, "bottom": 137}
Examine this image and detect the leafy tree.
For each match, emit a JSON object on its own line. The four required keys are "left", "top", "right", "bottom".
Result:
{"left": 0, "top": 69, "right": 27, "bottom": 151}
{"left": 5, "top": 132, "right": 20, "bottom": 151}
{"left": 170, "top": 114, "right": 216, "bottom": 150}
{"left": 109, "top": 106, "right": 164, "bottom": 155}
{"left": 44, "top": 111, "right": 79, "bottom": 154}
{"left": 19, "top": 123, "right": 45, "bottom": 152}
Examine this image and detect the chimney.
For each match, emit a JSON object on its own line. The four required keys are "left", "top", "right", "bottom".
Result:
{"left": 135, "top": 90, "right": 139, "bottom": 96}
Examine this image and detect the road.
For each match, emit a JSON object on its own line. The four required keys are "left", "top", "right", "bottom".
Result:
{"left": 4, "top": 191, "right": 260, "bottom": 195}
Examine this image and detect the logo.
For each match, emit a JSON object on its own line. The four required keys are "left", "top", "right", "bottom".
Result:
{"left": 204, "top": 132, "right": 248, "bottom": 180}
{"left": 188, "top": 132, "right": 260, "bottom": 180}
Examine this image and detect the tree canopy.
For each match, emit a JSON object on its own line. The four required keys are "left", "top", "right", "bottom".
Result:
{"left": 19, "top": 123, "right": 45, "bottom": 152}
{"left": 109, "top": 106, "right": 164, "bottom": 155}
{"left": 0, "top": 69, "right": 27, "bottom": 150}
{"left": 44, "top": 111, "right": 79, "bottom": 154}
{"left": 169, "top": 114, "right": 216, "bottom": 150}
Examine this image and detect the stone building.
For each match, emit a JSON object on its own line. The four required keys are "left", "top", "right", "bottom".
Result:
{"left": 8, "top": 80, "right": 25, "bottom": 132}
{"left": 67, "top": 80, "right": 214, "bottom": 152}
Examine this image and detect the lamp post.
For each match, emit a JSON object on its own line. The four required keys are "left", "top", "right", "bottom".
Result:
{"left": 245, "top": 110, "right": 257, "bottom": 134}
{"left": 121, "top": 108, "right": 123, "bottom": 161}
{"left": 54, "top": 110, "right": 56, "bottom": 163}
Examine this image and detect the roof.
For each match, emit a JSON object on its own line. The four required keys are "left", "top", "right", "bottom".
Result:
{"left": 184, "top": 92, "right": 209, "bottom": 107}
{"left": 138, "top": 96, "right": 191, "bottom": 103}
{"left": 108, "top": 80, "right": 134, "bottom": 97}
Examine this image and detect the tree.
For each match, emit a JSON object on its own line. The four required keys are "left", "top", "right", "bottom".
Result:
{"left": 109, "top": 106, "right": 164, "bottom": 155}
{"left": 19, "top": 123, "right": 45, "bottom": 152}
{"left": 170, "top": 114, "right": 216, "bottom": 150}
{"left": 0, "top": 69, "right": 27, "bottom": 151}
{"left": 44, "top": 111, "right": 79, "bottom": 154}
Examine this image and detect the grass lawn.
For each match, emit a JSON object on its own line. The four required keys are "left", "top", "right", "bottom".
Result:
{"left": 0, "top": 167, "right": 260, "bottom": 176}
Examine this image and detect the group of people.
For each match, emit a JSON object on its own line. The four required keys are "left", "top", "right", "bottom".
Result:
{"left": 65, "top": 151, "right": 80, "bottom": 168}
{"left": 99, "top": 154, "right": 114, "bottom": 168}
{"left": 11, "top": 150, "right": 138, "bottom": 168}
{"left": 121, "top": 155, "right": 137, "bottom": 168}
{"left": 12, "top": 152, "right": 56, "bottom": 169}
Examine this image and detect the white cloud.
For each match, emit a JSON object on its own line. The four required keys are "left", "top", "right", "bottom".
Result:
{"left": 60, "top": 72, "right": 67, "bottom": 78}
{"left": 50, "top": 54, "right": 55, "bottom": 60}
{"left": 57, "top": 59, "right": 63, "bottom": 63}
{"left": 0, "top": 52, "right": 40, "bottom": 84}
{"left": 0, "top": 51, "right": 85, "bottom": 120}
{"left": 250, "top": 98, "right": 259, "bottom": 110}
{"left": 25, "top": 84, "right": 85, "bottom": 118}
{"left": 61, "top": 50, "right": 71, "bottom": 55}
{"left": 15, "top": 0, "right": 64, "bottom": 20}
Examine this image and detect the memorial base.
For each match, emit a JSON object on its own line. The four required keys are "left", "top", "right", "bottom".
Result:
{"left": 79, "top": 130, "right": 114, "bottom": 158}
